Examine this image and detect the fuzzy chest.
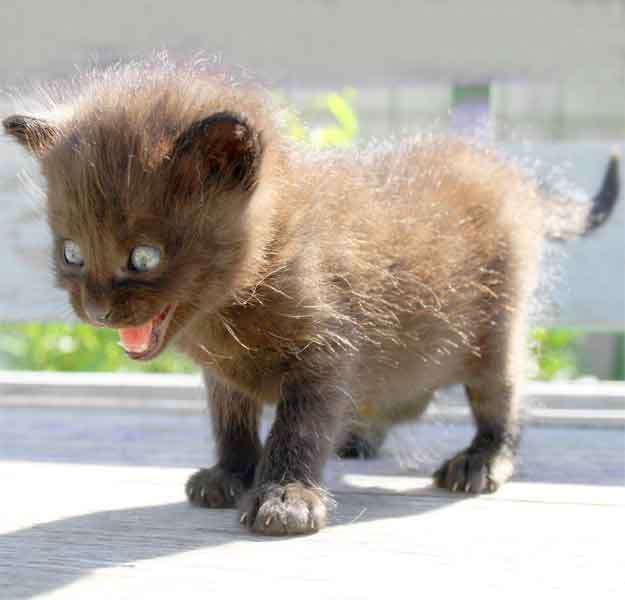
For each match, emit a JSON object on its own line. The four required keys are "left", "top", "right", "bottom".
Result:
{"left": 176, "top": 303, "right": 314, "bottom": 401}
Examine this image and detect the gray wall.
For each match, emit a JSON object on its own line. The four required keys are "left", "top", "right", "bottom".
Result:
{"left": 1, "top": 0, "right": 624, "bottom": 86}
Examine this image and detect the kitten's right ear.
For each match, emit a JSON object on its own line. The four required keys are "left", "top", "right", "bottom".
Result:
{"left": 2, "top": 114, "right": 59, "bottom": 156}
{"left": 170, "top": 112, "right": 262, "bottom": 193}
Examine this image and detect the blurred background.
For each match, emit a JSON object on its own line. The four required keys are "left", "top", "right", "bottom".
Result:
{"left": 0, "top": 0, "right": 623, "bottom": 380}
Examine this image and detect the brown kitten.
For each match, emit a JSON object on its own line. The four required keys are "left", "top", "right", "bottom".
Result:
{"left": 3, "top": 60, "right": 619, "bottom": 536}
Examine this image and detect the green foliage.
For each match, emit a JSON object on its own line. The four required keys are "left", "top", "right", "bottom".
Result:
{"left": 0, "top": 323, "right": 197, "bottom": 374}
{"left": 529, "top": 327, "right": 582, "bottom": 381}
{"left": 284, "top": 89, "right": 359, "bottom": 147}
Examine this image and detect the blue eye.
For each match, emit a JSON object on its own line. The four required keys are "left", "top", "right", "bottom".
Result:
{"left": 129, "top": 245, "right": 161, "bottom": 272}
{"left": 63, "top": 240, "right": 84, "bottom": 266}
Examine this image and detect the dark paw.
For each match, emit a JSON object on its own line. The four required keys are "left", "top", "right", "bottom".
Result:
{"left": 239, "top": 482, "right": 329, "bottom": 536}
{"left": 434, "top": 448, "right": 514, "bottom": 494}
{"left": 336, "top": 432, "right": 380, "bottom": 459}
{"left": 186, "top": 466, "right": 248, "bottom": 508}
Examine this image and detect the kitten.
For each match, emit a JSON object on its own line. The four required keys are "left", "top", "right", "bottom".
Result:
{"left": 3, "top": 60, "right": 619, "bottom": 536}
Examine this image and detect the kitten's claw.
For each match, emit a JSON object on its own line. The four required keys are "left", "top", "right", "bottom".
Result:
{"left": 434, "top": 447, "right": 514, "bottom": 494}
{"left": 240, "top": 482, "right": 328, "bottom": 536}
{"left": 186, "top": 467, "right": 249, "bottom": 508}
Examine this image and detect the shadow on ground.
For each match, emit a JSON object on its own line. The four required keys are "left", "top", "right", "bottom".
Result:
{"left": 0, "top": 483, "right": 464, "bottom": 599}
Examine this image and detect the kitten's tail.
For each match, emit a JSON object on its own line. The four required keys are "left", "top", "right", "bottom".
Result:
{"left": 541, "top": 152, "right": 620, "bottom": 241}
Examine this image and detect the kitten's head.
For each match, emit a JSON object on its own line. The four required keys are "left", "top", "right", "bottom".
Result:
{"left": 3, "top": 66, "right": 270, "bottom": 360}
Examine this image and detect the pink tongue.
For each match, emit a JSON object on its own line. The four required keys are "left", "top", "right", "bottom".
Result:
{"left": 118, "top": 321, "right": 153, "bottom": 353}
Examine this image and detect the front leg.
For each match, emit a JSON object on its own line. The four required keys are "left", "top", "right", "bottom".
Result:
{"left": 186, "top": 372, "right": 261, "bottom": 508}
{"left": 240, "top": 369, "right": 345, "bottom": 536}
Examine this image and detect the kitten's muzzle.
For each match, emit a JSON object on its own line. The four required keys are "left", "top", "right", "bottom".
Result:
{"left": 84, "top": 301, "right": 113, "bottom": 325}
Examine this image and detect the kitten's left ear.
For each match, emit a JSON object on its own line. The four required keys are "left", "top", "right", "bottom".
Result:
{"left": 2, "top": 115, "right": 60, "bottom": 156}
{"left": 171, "top": 112, "right": 262, "bottom": 192}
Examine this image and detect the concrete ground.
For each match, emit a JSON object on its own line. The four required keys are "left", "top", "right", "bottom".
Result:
{"left": 1, "top": 392, "right": 623, "bottom": 599}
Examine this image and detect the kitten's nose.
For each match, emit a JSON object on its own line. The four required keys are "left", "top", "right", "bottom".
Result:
{"left": 84, "top": 301, "right": 112, "bottom": 325}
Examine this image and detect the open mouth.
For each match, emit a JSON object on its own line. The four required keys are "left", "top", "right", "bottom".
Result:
{"left": 117, "top": 303, "right": 177, "bottom": 361}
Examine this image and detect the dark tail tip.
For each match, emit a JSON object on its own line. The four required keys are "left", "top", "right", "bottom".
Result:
{"left": 586, "top": 152, "right": 620, "bottom": 232}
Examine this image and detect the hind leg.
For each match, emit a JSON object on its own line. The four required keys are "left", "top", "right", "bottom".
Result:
{"left": 434, "top": 381, "right": 519, "bottom": 493}
{"left": 335, "top": 388, "right": 434, "bottom": 459}
{"left": 435, "top": 312, "right": 525, "bottom": 493}
{"left": 335, "top": 420, "right": 387, "bottom": 459}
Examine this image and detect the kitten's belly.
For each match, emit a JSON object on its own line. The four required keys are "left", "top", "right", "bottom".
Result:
{"left": 352, "top": 341, "right": 465, "bottom": 420}
{"left": 177, "top": 314, "right": 466, "bottom": 412}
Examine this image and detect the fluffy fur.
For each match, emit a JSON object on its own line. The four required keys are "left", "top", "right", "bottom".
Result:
{"left": 3, "top": 58, "right": 619, "bottom": 536}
